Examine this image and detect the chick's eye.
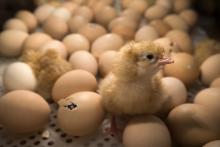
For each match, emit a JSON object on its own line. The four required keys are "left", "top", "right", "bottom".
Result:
{"left": 146, "top": 54, "right": 154, "bottom": 60}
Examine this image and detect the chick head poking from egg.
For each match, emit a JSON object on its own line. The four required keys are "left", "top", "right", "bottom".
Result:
{"left": 113, "top": 41, "right": 174, "bottom": 79}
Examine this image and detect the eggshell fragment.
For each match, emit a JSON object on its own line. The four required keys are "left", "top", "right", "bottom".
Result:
{"left": 166, "top": 30, "right": 193, "bottom": 53}
{"left": 34, "top": 4, "right": 55, "bottom": 24}
{"left": 15, "top": 10, "right": 38, "bottom": 32}
{"left": 22, "top": 32, "right": 52, "bottom": 51}
{"left": 164, "top": 53, "right": 200, "bottom": 85}
{"left": 0, "top": 30, "right": 28, "bottom": 57}
{"left": 3, "top": 18, "right": 28, "bottom": 32}
{"left": 200, "top": 54, "right": 220, "bottom": 85}
{"left": 57, "top": 91, "right": 105, "bottom": 136}
{"left": 135, "top": 25, "right": 159, "bottom": 42}
{"left": 52, "top": 70, "right": 97, "bottom": 102}
{"left": 62, "top": 34, "right": 90, "bottom": 54}
{"left": 69, "top": 51, "right": 98, "bottom": 75}
{"left": 123, "top": 115, "right": 172, "bottom": 147}
{"left": 91, "top": 33, "right": 124, "bottom": 58}
{"left": 3, "top": 62, "right": 37, "bottom": 91}
{"left": 167, "top": 104, "right": 220, "bottom": 147}
{"left": 0, "top": 90, "right": 50, "bottom": 134}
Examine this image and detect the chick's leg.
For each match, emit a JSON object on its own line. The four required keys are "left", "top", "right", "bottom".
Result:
{"left": 104, "top": 115, "right": 120, "bottom": 137}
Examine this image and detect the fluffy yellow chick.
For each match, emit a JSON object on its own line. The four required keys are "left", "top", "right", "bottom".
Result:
{"left": 99, "top": 41, "right": 174, "bottom": 116}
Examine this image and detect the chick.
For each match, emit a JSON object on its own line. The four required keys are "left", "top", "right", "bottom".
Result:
{"left": 99, "top": 41, "right": 174, "bottom": 135}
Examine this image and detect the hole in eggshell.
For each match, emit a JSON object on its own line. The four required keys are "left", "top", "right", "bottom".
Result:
{"left": 64, "top": 102, "right": 77, "bottom": 110}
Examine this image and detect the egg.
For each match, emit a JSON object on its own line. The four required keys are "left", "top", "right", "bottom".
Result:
{"left": 34, "top": 4, "right": 55, "bottom": 24}
{"left": 39, "top": 40, "right": 67, "bottom": 59}
{"left": 166, "top": 30, "right": 193, "bottom": 53}
{"left": 43, "top": 16, "right": 69, "bottom": 40}
{"left": 94, "top": 6, "right": 117, "bottom": 27}
{"left": 211, "top": 77, "right": 220, "bottom": 87}
{"left": 91, "top": 33, "right": 124, "bottom": 58}
{"left": 194, "top": 87, "right": 220, "bottom": 122}
{"left": 62, "top": 1, "right": 79, "bottom": 13}
{"left": 123, "top": 115, "right": 171, "bottom": 147}
{"left": 15, "top": 10, "right": 38, "bottom": 32}
{"left": 68, "top": 16, "right": 89, "bottom": 33}
{"left": 135, "top": 25, "right": 159, "bottom": 42}
{"left": 0, "top": 90, "right": 50, "bottom": 134}
{"left": 3, "top": 18, "right": 28, "bottom": 32}
{"left": 120, "top": 9, "right": 141, "bottom": 22}
{"left": 57, "top": 91, "right": 105, "bottom": 136}
{"left": 164, "top": 14, "right": 189, "bottom": 32}
{"left": 150, "top": 19, "right": 171, "bottom": 36}
{"left": 0, "top": 30, "right": 28, "bottom": 57}
{"left": 50, "top": 7, "right": 71, "bottom": 22}
{"left": 173, "top": 0, "right": 191, "bottom": 13}
{"left": 164, "top": 53, "right": 200, "bottom": 85}
{"left": 91, "top": 1, "right": 109, "bottom": 14}
{"left": 200, "top": 54, "right": 220, "bottom": 85}
{"left": 62, "top": 34, "right": 90, "bottom": 55}
{"left": 69, "top": 51, "right": 98, "bottom": 75}
{"left": 204, "top": 140, "right": 220, "bottom": 147}
{"left": 98, "top": 50, "right": 117, "bottom": 77}
{"left": 52, "top": 70, "right": 97, "bottom": 102}
{"left": 167, "top": 104, "right": 220, "bottom": 147}
{"left": 3, "top": 62, "right": 37, "bottom": 91}
{"left": 78, "top": 23, "right": 107, "bottom": 43}
{"left": 73, "top": 6, "right": 93, "bottom": 21}
{"left": 153, "top": 37, "right": 180, "bottom": 54}
{"left": 180, "top": 9, "right": 198, "bottom": 27}
{"left": 145, "top": 5, "right": 169, "bottom": 20}
{"left": 22, "top": 32, "right": 52, "bottom": 51}
{"left": 127, "top": 0, "right": 148, "bottom": 14}
{"left": 158, "top": 77, "right": 187, "bottom": 117}
{"left": 156, "top": 0, "right": 173, "bottom": 10}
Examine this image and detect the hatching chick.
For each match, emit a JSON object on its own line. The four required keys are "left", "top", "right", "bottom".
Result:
{"left": 99, "top": 41, "right": 174, "bottom": 116}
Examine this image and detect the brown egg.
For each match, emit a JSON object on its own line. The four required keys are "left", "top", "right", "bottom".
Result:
{"left": 0, "top": 30, "right": 28, "bottom": 57}
{"left": 57, "top": 91, "right": 105, "bottom": 136}
{"left": 62, "top": 33, "right": 90, "bottom": 54}
{"left": 3, "top": 18, "right": 28, "bottom": 32}
{"left": 127, "top": 0, "right": 148, "bottom": 14}
{"left": 180, "top": 9, "right": 198, "bottom": 27}
{"left": 62, "top": 1, "right": 79, "bottom": 13}
{"left": 90, "top": 1, "right": 109, "bottom": 14}
{"left": 50, "top": 7, "right": 71, "bottom": 22}
{"left": 194, "top": 87, "right": 220, "bottom": 123}
{"left": 22, "top": 32, "right": 52, "bottom": 51}
{"left": 167, "top": 104, "right": 219, "bottom": 147}
{"left": 164, "top": 14, "right": 189, "bottom": 32}
{"left": 145, "top": 5, "right": 169, "bottom": 20}
{"left": 15, "top": 10, "right": 38, "bottom": 32}
{"left": 204, "top": 140, "right": 220, "bottom": 147}
{"left": 153, "top": 37, "right": 180, "bottom": 54}
{"left": 200, "top": 54, "right": 220, "bottom": 85}
{"left": 98, "top": 50, "right": 117, "bottom": 77}
{"left": 123, "top": 115, "right": 171, "bottom": 147}
{"left": 68, "top": 16, "right": 89, "bottom": 33}
{"left": 34, "top": 4, "right": 55, "bottom": 24}
{"left": 173, "top": 0, "right": 191, "bottom": 13}
{"left": 52, "top": 70, "right": 97, "bottom": 102}
{"left": 150, "top": 19, "right": 171, "bottom": 36}
{"left": 120, "top": 9, "right": 141, "bottom": 22}
{"left": 109, "top": 17, "right": 137, "bottom": 40}
{"left": 158, "top": 77, "right": 187, "bottom": 117}
{"left": 94, "top": 6, "right": 117, "bottom": 27}
{"left": 73, "top": 6, "right": 93, "bottom": 21}
{"left": 78, "top": 23, "right": 107, "bottom": 43}
{"left": 135, "top": 25, "right": 159, "bottom": 42}
{"left": 39, "top": 40, "right": 67, "bottom": 59}
{"left": 164, "top": 53, "right": 200, "bottom": 85}
{"left": 211, "top": 77, "right": 220, "bottom": 87}
{"left": 43, "top": 16, "right": 69, "bottom": 40}
{"left": 166, "top": 30, "right": 193, "bottom": 53}
{"left": 91, "top": 33, "right": 124, "bottom": 58}
{"left": 0, "top": 90, "right": 50, "bottom": 134}
{"left": 69, "top": 51, "right": 98, "bottom": 75}
{"left": 156, "top": 0, "right": 173, "bottom": 10}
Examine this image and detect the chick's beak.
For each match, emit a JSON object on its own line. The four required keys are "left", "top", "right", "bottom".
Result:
{"left": 158, "top": 56, "right": 174, "bottom": 66}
